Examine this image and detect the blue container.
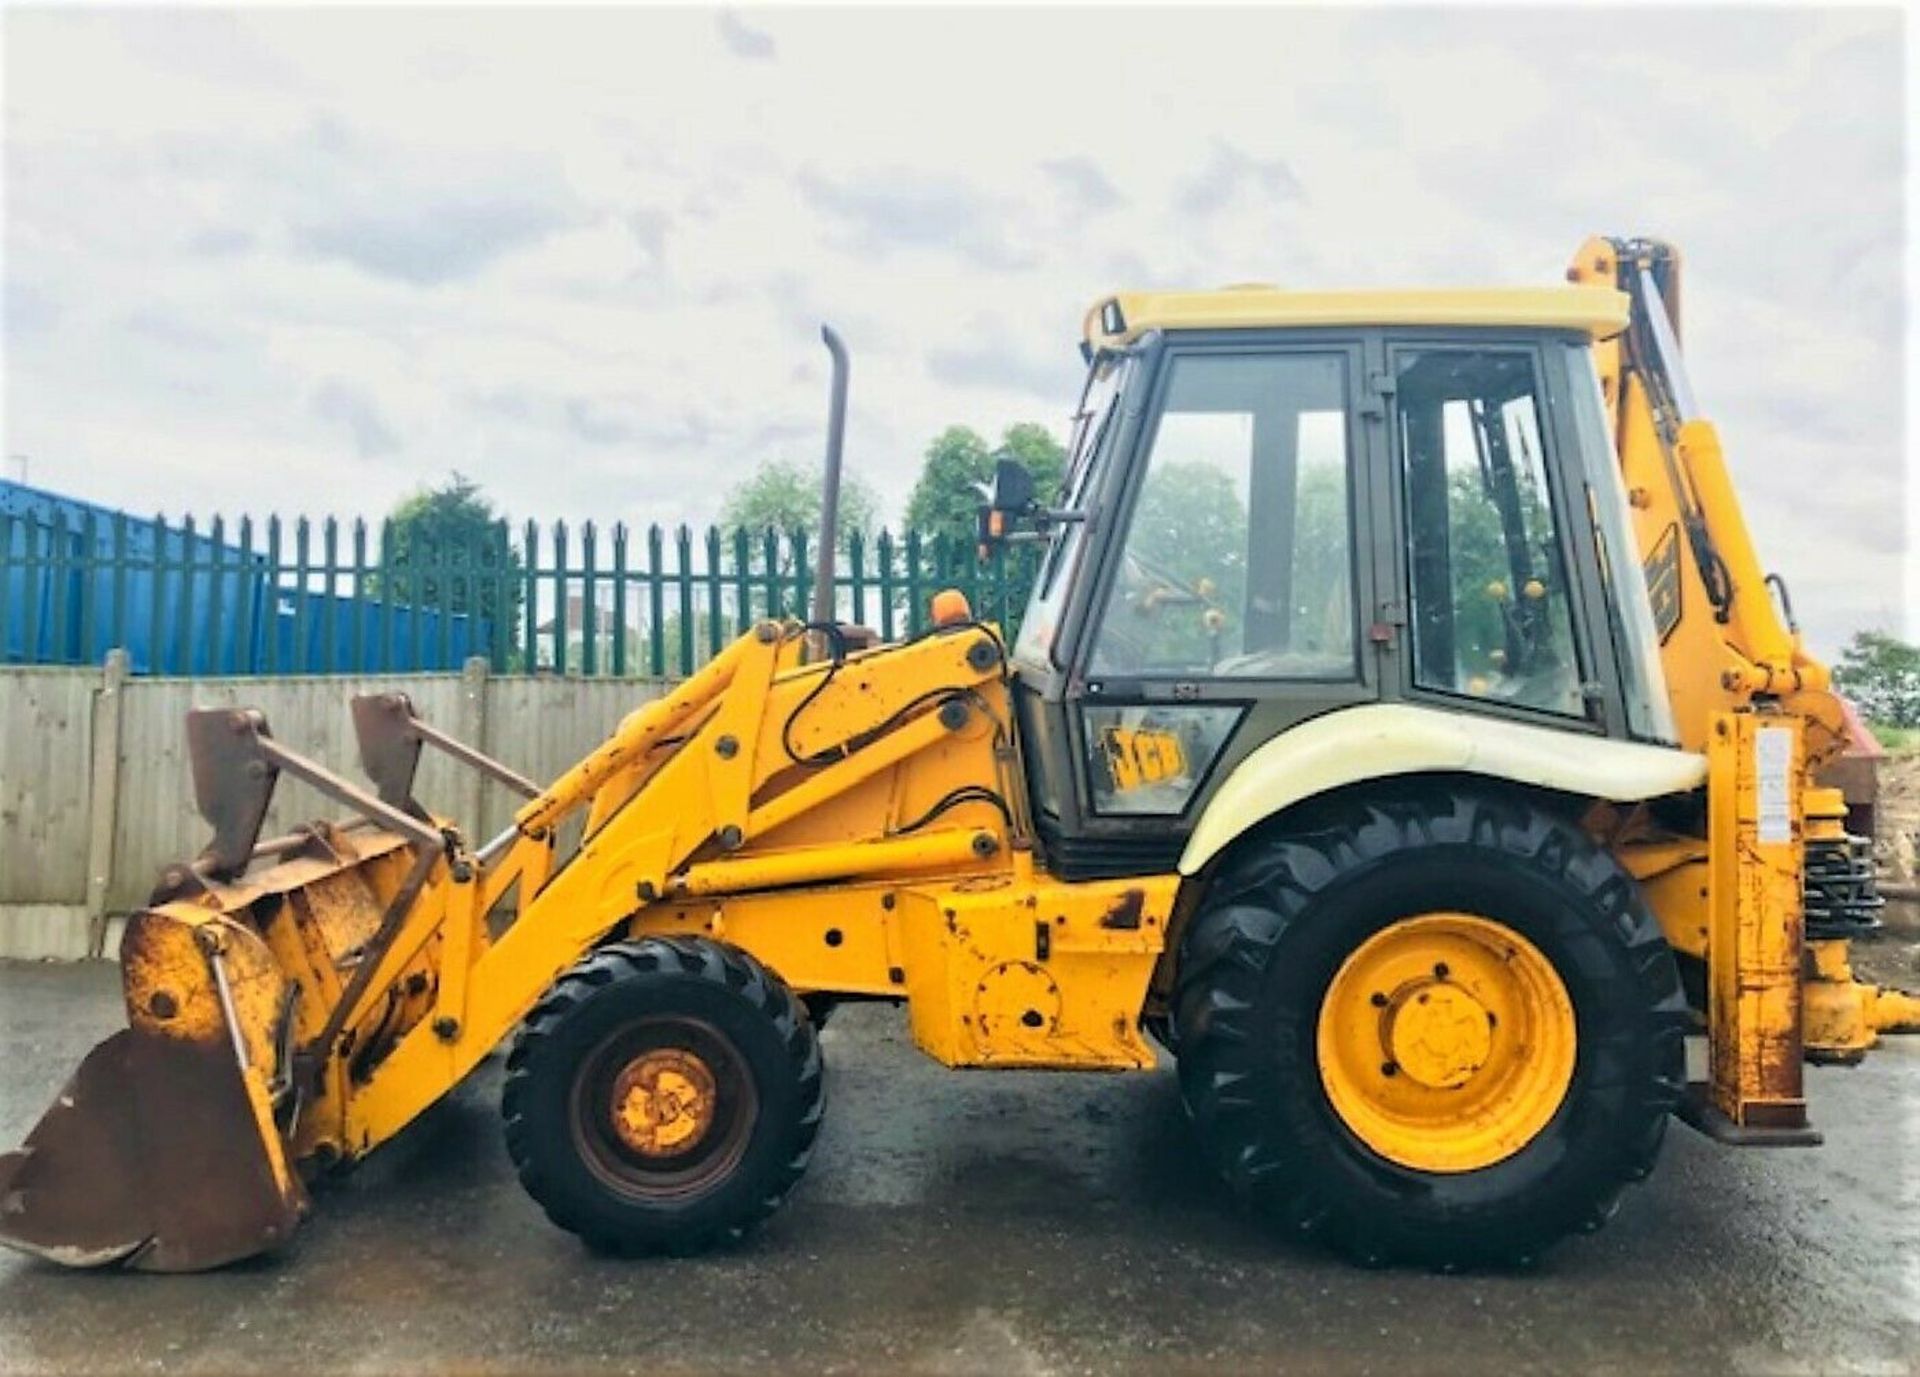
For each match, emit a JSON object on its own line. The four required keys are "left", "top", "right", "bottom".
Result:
{"left": 1, "top": 480, "right": 492, "bottom": 675}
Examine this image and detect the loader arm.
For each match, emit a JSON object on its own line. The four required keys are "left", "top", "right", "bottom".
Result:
{"left": 0, "top": 617, "right": 1028, "bottom": 1270}
{"left": 338, "top": 619, "right": 1017, "bottom": 1153}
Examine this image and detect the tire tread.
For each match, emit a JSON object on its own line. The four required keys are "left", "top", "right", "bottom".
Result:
{"left": 502, "top": 935, "right": 823, "bottom": 1255}
{"left": 1174, "top": 785, "right": 1687, "bottom": 1268}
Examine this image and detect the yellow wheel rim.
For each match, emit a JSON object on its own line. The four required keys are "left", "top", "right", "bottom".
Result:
{"left": 1316, "top": 912, "right": 1576, "bottom": 1173}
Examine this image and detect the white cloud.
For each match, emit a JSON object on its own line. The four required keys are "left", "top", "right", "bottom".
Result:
{"left": 0, "top": 6, "right": 1904, "bottom": 654}
{"left": 716, "top": 10, "right": 776, "bottom": 62}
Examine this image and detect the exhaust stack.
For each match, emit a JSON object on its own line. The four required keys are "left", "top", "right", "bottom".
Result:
{"left": 812, "top": 323, "right": 849, "bottom": 630}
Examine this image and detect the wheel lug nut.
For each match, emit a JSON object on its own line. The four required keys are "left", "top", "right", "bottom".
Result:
{"left": 1433, "top": 962, "right": 1450, "bottom": 979}
{"left": 1381, "top": 1061, "right": 1398, "bottom": 1077}
{"left": 1370, "top": 992, "right": 1388, "bottom": 1007}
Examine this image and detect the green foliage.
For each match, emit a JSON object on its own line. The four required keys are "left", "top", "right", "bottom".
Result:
{"left": 377, "top": 472, "right": 522, "bottom": 626}
{"left": 1290, "top": 463, "right": 1352, "bottom": 654}
{"left": 1100, "top": 460, "right": 1248, "bottom": 669}
{"left": 720, "top": 459, "right": 877, "bottom": 556}
{"left": 1128, "top": 462, "right": 1247, "bottom": 587}
{"left": 1428, "top": 466, "right": 1572, "bottom": 687}
{"left": 904, "top": 423, "right": 1067, "bottom": 544}
{"left": 1437, "top": 468, "right": 1515, "bottom": 673}
{"left": 1835, "top": 629, "right": 1920, "bottom": 728}
{"left": 1868, "top": 722, "right": 1919, "bottom": 752}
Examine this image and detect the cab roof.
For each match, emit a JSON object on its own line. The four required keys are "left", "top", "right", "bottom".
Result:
{"left": 1081, "top": 284, "right": 1630, "bottom": 350}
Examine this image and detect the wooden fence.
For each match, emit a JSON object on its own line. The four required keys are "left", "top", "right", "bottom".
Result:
{"left": 0, "top": 655, "right": 675, "bottom": 958}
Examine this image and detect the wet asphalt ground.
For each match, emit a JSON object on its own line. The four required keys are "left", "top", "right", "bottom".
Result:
{"left": 0, "top": 957, "right": 1915, "bottom": 1376}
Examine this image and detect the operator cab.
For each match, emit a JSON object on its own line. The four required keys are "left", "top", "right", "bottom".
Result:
{"left": 991, "top": 285, "right": 1675, "bottom": 879}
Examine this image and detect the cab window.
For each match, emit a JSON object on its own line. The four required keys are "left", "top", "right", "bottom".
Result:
{"left": 1014, "top": 355, "right": 1128, "bottom": 668}
{"left": 1395, "top": 348, "right": 1584, "bottom": 718}
{"left": 1087, "top": 352, "right": 1355, "bottom": 678}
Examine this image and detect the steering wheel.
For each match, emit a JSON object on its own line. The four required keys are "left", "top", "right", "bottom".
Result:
{"left": 1120, "top": 549, "right": 1219, "bottom": 618}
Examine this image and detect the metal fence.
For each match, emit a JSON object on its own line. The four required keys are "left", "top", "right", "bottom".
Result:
{"left": 0, "top": 508, "right": 1040, "bottom": 677}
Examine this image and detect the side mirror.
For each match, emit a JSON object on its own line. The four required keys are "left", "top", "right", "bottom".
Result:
{"left": 989, "top": 457, "right": 1036, "bottom": 515}
{"left": 975, "top": 457, "right": 1038, "bottom": 554}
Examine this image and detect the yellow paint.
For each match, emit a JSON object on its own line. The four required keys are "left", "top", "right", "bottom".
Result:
{"left": 1315, "top": 913, "right": 1576, "bottom": 1173}
{"left": 1083, "top": 285, "right": 1629, "bottom": 351}
{"left": 886, "top": 868, "right": 1172, "bottom": 1069}
{"left": 344, "top": 620, "right": 1052, "bottom": 1148}
{"left": 1566, "top": 236, "right": 1846, "bottom": 769}
{"left": 634, "top": 863, "right": 1175, "bottom": 1071}
{"left": 1610, "top": 832, "right": 1710, "bottom": 959}
{"left": 672, "top": 828, "right": 989, "bottom": 898}
{"left": 1705, "top": 713, "right": 1808, "bottom": 1129}
{"left": 117, "top": 908, "right": 306, "bottom": 1203}
{"left": 1803, "top": 938, "right": 1920, "bottom": 1062}
{"left": 1181, "top": 702, "right": 1707, "bottom": 875}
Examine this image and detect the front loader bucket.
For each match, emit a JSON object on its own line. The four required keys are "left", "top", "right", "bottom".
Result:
{"left": 0, "top": 909, "right": 307, "bottom": 1272}
{"left": 1, "top": 698, "right": 501, "bottom": 1273}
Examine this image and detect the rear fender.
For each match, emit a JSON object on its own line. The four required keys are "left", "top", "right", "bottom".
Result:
{"left": 1180, "top": 703, "right": 1706, "bottom": 876}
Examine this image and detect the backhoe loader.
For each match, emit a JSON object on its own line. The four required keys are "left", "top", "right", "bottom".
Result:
{"left": 3, "top": 236, "right": 1914, "bottom": 1272}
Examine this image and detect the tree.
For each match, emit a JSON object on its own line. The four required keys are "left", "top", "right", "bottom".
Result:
{"left": 1834, "top": 630, "right": 1920, "bottom": 727}
{"left": 377, "top": 472, "right": 522, "bottom": 625}
{"left": 720, "top": 458, "right": 878, "bottom": 561}
{"left": 1097, "top": 460, "right": 1249, "bottom": 669}
{"left": 904, "top": 423, "right": 1067, "bottom": 544}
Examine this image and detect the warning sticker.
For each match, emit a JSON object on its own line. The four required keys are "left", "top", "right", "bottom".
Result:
{"left": 1755, "top": 727, "right": 1794, "bottom": 845}
{"left": 1644, "top": 524, "right": 1682, "bottom": 644}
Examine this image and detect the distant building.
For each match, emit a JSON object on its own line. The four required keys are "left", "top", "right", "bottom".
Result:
{"left": 1, "top": 478, "right": 492, "bottom": 675}
{"left": 0, "top": 478, "right": 263, "bottom": 672}
{"left": 536, "top": 592, "right": 640, "bottom": 671}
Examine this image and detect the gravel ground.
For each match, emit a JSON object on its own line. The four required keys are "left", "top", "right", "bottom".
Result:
{"left": 1, "top": 959, "right": 1916, "bottom": 1377}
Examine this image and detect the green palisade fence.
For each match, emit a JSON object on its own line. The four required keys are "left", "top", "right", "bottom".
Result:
{"left": 0, "top": 512, "right": 1040, "bottom": 678}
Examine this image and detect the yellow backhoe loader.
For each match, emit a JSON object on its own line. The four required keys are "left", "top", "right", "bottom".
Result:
{"left": 3, "top": 236, "right": 1914, "bottom": 1272}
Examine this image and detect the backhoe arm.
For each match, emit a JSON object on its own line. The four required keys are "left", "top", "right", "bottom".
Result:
{"left": 1572, "top": 237, "right": 1916, "bottom": 1132}
{"left": 1567, "top": 237, "right": 1844, "bottom": 764}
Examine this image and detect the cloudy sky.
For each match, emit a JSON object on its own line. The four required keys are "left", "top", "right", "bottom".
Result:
{"left": 1, "top": 5, "right": 1906, "bottom": 653}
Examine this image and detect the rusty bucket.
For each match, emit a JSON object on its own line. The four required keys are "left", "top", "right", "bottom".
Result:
{"left": 0, "top": 909, "right": 308, "bottom": 1272}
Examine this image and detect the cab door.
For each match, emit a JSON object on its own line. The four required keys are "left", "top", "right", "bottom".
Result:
{"left": 1043, "top": 336, "right": 1381, "bottom": 877}
{"left": 1381, "top": 339, "right": 1611, "bottom": 735}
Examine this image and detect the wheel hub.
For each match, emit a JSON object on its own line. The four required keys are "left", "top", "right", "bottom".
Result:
{"left": 1382, "top": 981, "right": 1492, "bottom": 1089}
{"left": 1316, "top": 912, "right": 1577, "bottom": 1174}
{"left": 609, "top": 1049, "right": 718, "bottom": 1158}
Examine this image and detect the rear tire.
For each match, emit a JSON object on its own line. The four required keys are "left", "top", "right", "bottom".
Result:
{"left": 1173, "top": 786, "right": 1686, "bottom": 1268}
{"left": 503, "top": 937, "right": 823, "bottom": 1255}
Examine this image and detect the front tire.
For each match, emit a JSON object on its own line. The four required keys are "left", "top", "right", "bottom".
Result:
{"left": 1174, "top": 786, "right": 1686, "bottom": 1268}
{"left": 503, "top": 937, "right": 823, "bottom": 1255}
